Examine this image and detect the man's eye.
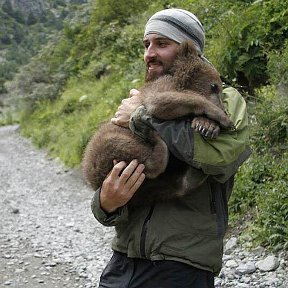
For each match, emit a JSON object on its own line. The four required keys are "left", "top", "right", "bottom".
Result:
{"left": 143, "top": 42, "right": 149, "bottom": 49}
{"left": 158, "top": 43, "right": 167, "bottom": 48}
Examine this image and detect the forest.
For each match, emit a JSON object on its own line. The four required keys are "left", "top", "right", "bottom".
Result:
{"left": 0, "top": 0, "right": 287, "bottom": 251}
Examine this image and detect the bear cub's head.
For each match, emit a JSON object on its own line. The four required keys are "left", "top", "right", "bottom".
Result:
{"left": 170, "top": 40, "right": 224, "bottom": 110}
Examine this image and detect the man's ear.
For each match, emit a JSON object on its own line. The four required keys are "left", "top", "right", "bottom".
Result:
{"left": 179, "top": 40, "right": 198, "bottom": 57}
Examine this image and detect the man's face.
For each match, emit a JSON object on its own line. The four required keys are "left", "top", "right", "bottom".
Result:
{"left": 143, "top": 34, "right": 180, "bottom": 82}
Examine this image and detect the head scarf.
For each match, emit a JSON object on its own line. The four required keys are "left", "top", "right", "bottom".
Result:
{"left": 144, "top": 8, "right": 205, "bottom": 55}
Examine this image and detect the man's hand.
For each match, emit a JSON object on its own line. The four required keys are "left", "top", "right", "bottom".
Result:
{"left": 111, "top": 89, "right": 142, "bottom": 128}
{"left": 100, "top": 159, "right": 146, "bottom": 213}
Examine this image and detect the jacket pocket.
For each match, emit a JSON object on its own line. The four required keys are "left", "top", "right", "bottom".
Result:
{"left": 209, "top": 178, "right": 229, "bottom": 237}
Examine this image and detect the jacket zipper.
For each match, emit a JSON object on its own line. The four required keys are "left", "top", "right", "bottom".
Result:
{"left": 210, "top": 189, "right": 216, "bottom": 214}
{"left": 140, "top": 206, "right": 154, "bottom": 258}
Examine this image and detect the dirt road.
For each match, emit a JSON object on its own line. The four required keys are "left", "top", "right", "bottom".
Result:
{"left": 0, "top": 125, "right": 113, "bottom": 288}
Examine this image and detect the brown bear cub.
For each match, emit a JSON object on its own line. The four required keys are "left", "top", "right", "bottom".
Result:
{"left": 82, "top": 40, "right": 234, "bottom": 207}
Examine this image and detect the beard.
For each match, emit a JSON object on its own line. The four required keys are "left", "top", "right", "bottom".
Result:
{"left": 144, "top": 60, "right": 173, "bottom": 83}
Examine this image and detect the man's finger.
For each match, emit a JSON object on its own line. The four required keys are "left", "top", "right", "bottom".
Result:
{"left": 111, "top": 117, "right": 118, "bottom": 124}
{"left": 125, "top": 163, "right": 145, "bottom": 188}
{"left": 119, "top": 160, "right": 138, "bottom": 184}
{"left": 109, "top": 161, "right": 127, "bottom": 179}
{"left": 129, "top": 89, "right": 140, "bottom": 97}
{"left": 111, "top": 117, "right": 125, "bottom": 126}
{"left": 129, "top": 173, "right": 146, "bottom": 195}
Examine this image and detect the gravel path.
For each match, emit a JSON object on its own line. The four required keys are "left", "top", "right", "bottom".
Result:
{"left": 0, "top": 125, "right": 113, "bottom": 287}
{"left": 0, "top": 125, "right": 287, "bottom": 287}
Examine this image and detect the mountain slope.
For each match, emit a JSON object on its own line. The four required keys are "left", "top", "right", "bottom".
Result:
{"left": 0, "top": 0, "right": 89, "bottom": 94}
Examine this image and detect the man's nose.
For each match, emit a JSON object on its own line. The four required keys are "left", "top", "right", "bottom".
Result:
{"left": 145, "top": 45, "right": 157, "bottom": 60}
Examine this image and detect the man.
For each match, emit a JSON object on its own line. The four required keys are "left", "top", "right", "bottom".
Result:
{"left": 91, "top": 8, "right": 251, "bottom": 288}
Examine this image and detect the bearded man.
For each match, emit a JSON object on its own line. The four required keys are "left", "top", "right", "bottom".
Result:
{"left": 91, "top": 8, "right": 251, "bottom": 288}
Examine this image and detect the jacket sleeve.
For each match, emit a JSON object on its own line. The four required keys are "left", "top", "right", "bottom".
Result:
{"left": 91, "top": 188, "right": 129, "bottom": 226}
{"left": 129, "top": 87, "right": 252, "bottom": 183}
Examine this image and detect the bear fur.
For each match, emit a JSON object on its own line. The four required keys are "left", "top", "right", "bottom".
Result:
{"left": 82, "top": 40, "right": 233, "bottom": 207}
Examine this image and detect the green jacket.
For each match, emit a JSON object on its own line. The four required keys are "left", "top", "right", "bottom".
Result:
{"left": 91, "top": 87, "right": 251, "bottom": 274}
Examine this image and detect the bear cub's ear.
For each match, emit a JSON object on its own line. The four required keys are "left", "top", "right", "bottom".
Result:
{"left": 179, "top": 40, "right": 198, "bottom": 58}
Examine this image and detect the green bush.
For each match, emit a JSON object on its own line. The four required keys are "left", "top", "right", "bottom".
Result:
{"left": 267, "top": 39, "right": 288, "bottom": 94}
{"left": 255, "top": 178, "right": 288, "bottom": 250}
{"left": 195, "top": 0, "right": 288, "bottom": 92}
{"left": 231, "top": 86, "right": 288, "bottom": 249}
{"left": 252, "top": 86, "right": 288, "bottom": 153}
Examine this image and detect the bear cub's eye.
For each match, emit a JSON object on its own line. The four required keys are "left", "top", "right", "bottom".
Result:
{"left": 211, "top": 83, "right": 219, "bottom": 94}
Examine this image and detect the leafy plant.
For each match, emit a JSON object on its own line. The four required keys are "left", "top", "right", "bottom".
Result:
{"left": 4, "top": 0, "right": 288, "bottom": 251}
{"left": 231, "top": 86, "right": 288, "bottom": 249}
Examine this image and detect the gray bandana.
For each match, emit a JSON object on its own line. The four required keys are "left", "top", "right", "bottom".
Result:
{"left": 144, "top": 8, "right": 205, "bottom": 55}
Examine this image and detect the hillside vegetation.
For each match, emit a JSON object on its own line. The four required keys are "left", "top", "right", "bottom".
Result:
{"left": 1, "top": 0, "right": 287, "bottom": 250}
{"left": 0, "top": 0, "right": 89, "bottom": 94}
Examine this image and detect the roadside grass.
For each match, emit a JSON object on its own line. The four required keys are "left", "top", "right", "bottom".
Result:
{"left": 20, "top": 75, "right": 135, "bottom": 166}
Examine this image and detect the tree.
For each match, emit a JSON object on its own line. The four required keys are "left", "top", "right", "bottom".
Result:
{"left": 12, "top": 10, "right": 26, "bottom": 24}
{"left": 2, "top": 0, "right": 13, "bottom": 16}
{"left": 27, "top": 11, "right": 37, "bottom": 25}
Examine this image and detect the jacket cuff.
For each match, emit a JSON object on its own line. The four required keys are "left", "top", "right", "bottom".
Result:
{"left": 129, "top": 105, "right": 195, "bottom": 164}
{"left": 91, "top": 188, "right": 129, "bottom": 226}
{"left": 129, "top": 105, "right": 154, "bottom": 141}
